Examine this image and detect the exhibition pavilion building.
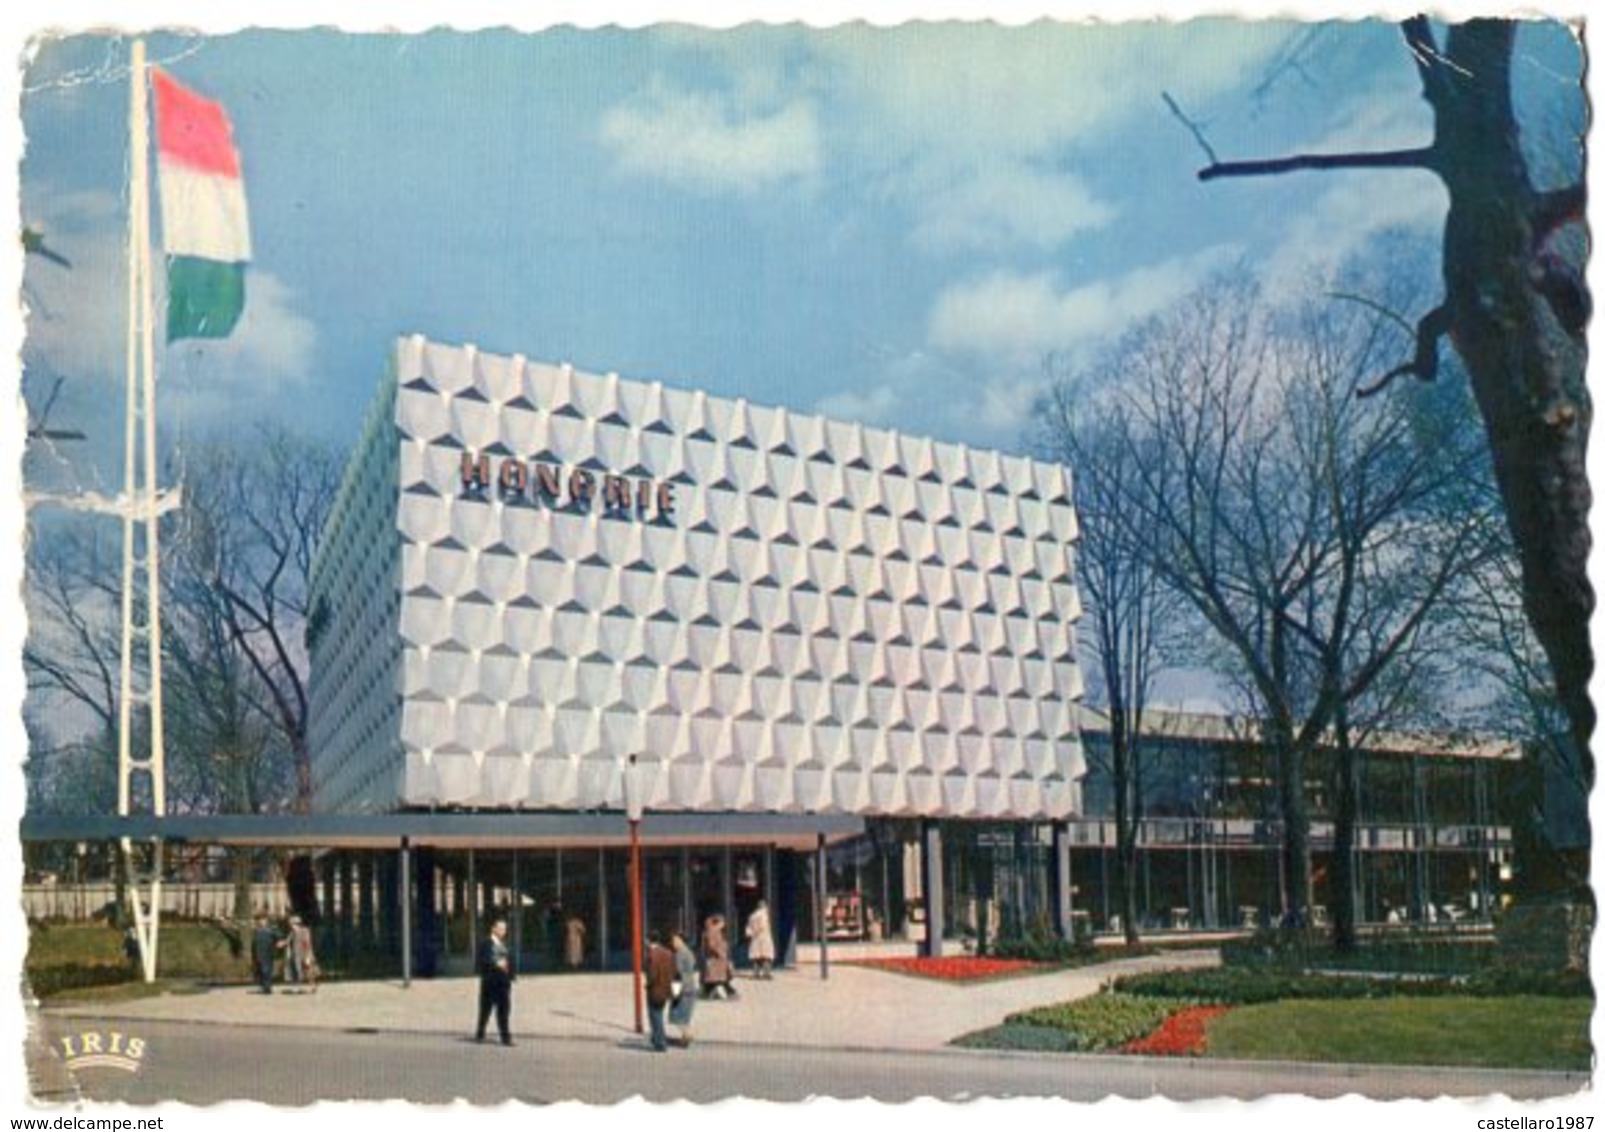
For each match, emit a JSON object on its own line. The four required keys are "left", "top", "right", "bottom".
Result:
{"left": 297, "top": 335, "right": 1088, "bottom": 972}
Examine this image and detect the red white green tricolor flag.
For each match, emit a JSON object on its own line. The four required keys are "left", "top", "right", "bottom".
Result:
{"left": 151, "top": 67, "right": 251, "bottom": 341}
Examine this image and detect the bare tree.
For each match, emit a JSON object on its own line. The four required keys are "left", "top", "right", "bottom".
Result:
{"left": 177, "top": 428, "right": 342, "bottom": 813}
{"left": 1188, "top": 17, "right": 1592, "bottom": 772}
{"left": 1074, "top": 271, "right": 1497, "bottom": 935}
{"left": 1036, "top": 371, "right": 1187, "bottom": 944}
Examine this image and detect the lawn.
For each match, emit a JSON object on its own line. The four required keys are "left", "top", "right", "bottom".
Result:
{"left": 1206, "top": 996, "right": 1593, "bottom": 1072}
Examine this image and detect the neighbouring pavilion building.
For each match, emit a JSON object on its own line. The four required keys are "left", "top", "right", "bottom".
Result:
{"left": 300, "top": 335, "right": 1088, "bottom": 973}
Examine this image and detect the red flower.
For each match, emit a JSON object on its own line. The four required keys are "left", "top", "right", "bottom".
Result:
{"left": 1121, "top": 1005, "right": 1231, "bottom": 1056}
{"left": 848, "top": 956, "right": 1043, "bottom": 982}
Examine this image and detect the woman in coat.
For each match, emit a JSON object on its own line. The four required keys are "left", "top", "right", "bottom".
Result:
{"left": 744, "top": 900, "right": 775, "bottom": 980}
{"left": 563, "top": 914, "right": 587, "bottom": 970}
{"left": 668, "top": 930, "right": 698, "bottom": 1046}
{"left": 287, "top": 915, "right": 319, "bottom": 993}
{"left": 700, "top": 914, "right": 736, "bottom": 999}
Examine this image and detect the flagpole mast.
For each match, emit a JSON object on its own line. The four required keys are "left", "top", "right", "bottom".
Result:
{"left": 118, "top": 36, "right": 168, "bottom": 985}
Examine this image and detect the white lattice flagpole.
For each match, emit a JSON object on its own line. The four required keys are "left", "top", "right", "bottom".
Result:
{"left": 117, "top": 37, "right": 169, "bottom": 985}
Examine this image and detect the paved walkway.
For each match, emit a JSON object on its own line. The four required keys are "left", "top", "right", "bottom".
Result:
{"left": 40, "top": 950, "right": 1220, "bottom": 1053}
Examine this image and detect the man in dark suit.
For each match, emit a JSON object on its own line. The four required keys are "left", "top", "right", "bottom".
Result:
{"left": 250, "top": 914, "right": 280, "bottom": 994}
{"left": 475, "top": 918, "right": 514, "bottom": 1046}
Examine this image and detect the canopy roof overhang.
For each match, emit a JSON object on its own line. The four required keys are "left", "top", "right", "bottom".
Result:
{"left": 19, "top": 811, "right": 867, "bottom": 851}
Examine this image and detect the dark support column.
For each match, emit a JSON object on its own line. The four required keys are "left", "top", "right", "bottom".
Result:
{"left": 510, "top": 851, "right": 521, "bottom": 969}
{"left": 378, "top": 853, "right": 399, "bottom": 958}
{"left": 416, "top": 846, "right": 437, "bottom": 977}
{"left": 339, "top": 855, "right": 355, "bottom": 962}
{"left": 358, "top": 856, "right": 376, "bottom": 947}
{"left": 776, "top": 850, "right": 799, "bottom": 969}
{"left": 1052, "top": 821, "right": 1073, "bottom": 941}
{"left": 596, "top": 847, "right": 609, "bottom": 971}
{"left": 320, "top": 855, "right": 336, "bottom": 925}
{"left": 467, "top": 849, "right": 478, "bottom": 969}
{"left": 400, "top": 839, "right": 412, "bottom": 987}
{"left": 720, "top": 846, "right": 735, "bottom": 958}
{"left": 920, "top": 819, "right": 944, "bottom": 958}
{"left": 815, "top": 832, "right": 829, "bottom": 980}
{"left": 680, "top": 846, "right": 692, "bottom": 938}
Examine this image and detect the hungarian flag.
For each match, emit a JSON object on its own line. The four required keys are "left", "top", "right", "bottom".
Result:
{"left": 151, "top": 67, "right": 251, "bottom": 341}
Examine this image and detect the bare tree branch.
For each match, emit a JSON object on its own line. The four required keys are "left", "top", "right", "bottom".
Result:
{"left": 1198, "top": 146, "right": 1436, "bottom": 182}
{"left": 1161, "top": 91, "right": 1218, "bottom": 166}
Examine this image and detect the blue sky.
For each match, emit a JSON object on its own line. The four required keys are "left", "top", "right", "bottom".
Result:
{"left": 18, "top": 17, "right": 1584, "bottom": 504}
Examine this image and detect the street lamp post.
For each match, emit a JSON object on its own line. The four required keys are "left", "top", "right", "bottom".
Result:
{"left": 624, "top": 754, "right": 644, "bottom": 1036}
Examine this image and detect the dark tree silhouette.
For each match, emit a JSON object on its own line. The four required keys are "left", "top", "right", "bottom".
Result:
{"left": 1193, "top": 17, "right": 1592, "bottom": 778}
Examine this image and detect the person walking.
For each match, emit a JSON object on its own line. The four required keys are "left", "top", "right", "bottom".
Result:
{"left": 250, "top": 914, "right": 280, "bottom": 994}
{"left": 564, "top": 913, "right": 587, "bottom": 971}
{"left": 744, "top": 900, "right": 775, "bottom": 980}
{"left": 286, "top": 915, "right": 319, "bottom": 994}
{"left": 475, "top": 918, "right": 514, "bottom": 1046}
{"left": 700, "top": 913, "right": 736, "bottom": 999}
{"left": 669, "top": 929, "right": 698, "bottom": 1047}
{"left": 644, "top": 930, "right": 677, "bottom": 1053}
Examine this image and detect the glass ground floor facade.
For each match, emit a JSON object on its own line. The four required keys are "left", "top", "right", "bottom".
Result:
{"left": 269, "top": 812, "right": 1507, "bottom": 978}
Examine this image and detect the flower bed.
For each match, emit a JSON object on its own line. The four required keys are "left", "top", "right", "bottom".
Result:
{"left": 1121, "top": 1004, "right": 1232, "bottom": 1056}
{"left": 849, "top": 955, "right": 1045, "bottom": 982}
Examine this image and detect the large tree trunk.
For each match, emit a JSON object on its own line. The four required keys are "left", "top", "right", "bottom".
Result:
{"left": 1429, "top": 22, "right": 1593, "bottom": 773}
{"left": 1330, "top": 709, "right": 1360, "bottom": 952}
{"left": 1108, "top": 707, "right": 1143, "bottom": 946}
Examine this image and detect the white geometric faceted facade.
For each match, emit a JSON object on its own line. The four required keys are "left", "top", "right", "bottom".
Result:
{"left": 307, "top": 335, "right": 1086, "bottom": 818}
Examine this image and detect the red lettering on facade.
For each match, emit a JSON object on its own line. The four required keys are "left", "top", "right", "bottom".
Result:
{"left": 534, "top": 463, "right": 563, "bottom": 500}
{"left": 460, "top": 452, "right": 491, "bottom": 491}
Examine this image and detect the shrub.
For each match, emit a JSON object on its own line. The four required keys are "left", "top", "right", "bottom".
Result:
{"left": 1005, "top": 993, "right": 1186, "bottom": 1051}
{"left": 992, "top": 935, "right": 1088, "bottom": 963}
{"left": 26, "top": 961, "right": 133, "bottom": 999}
{"left": 953, "top": 1023, "right": 1086, "bottom": 1052}
{"left": 1116, "top": 964, "right": 1593, "bottom": 1004}
{"left": 1463, "top": 966, "right": 1593, "bottom": 999}
{"left": 1114, "top": 967, "right": 1461, "bottom": 1004}
{"left": 1221, "top": 931, "right": 1500, "bottom": 976}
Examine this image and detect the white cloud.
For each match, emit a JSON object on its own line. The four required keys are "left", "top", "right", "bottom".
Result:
{"left": 22, "top": 184, "right": 319, "bottom": 467}
{"left": 814, "top": 382, "right": 899, "bottom": 426}
{"left": 912, "top": 163, "right": 1116, "bottom": 254}
{"left": 926, "top": 245, "right": 1239, "bottom": 364}
{"left": 22, "top": 189, "right": 126, "bottom": 389}
{"left": 1262, "top": 172, "right": 1446, "bottom": 295}
{"left": 820, "top": 21, "right": 1297, "bottom": 166}
{"left": 165, "top": 270, "right": 317, "bottom": 388}
{"left": 600, "top": 83, "right": 822, "bottom": 195}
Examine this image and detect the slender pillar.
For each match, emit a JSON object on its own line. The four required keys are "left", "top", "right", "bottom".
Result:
{"left": 596, "top": 847, "right": 609, "bottom": 972}
{"left": 630, "top": 819, "right": 643, "bottom": 1033}
{"left": 319, "top": 855, "right": 336, "bottom": 924}
{"left": 677, "top": 846, "right": 689, "bottom": 937}
{"left": 358, "top": 856, "right": 376, "bottom": 947}
{"left": 400, "top": 839, "right": 412, "bottom": 987}
{"left": 510, "top": 850, "right": 521, "bottom": 971}
{"left": 920, "top": 819, "right": 944, "bottom": 958}
{"left": 815, "top": 833, "right": 829, "bottom": 980}
{"left": 764, "top": 844, "right": 777, "bottom": 957}
{"left": 467, "top": 849, "right": 478, "bottom": 968}
{"left": 415, "top": 847, "right": 437, "bottom": 978}
{"left": 721, "top": 846, "right": 735, "bottom": 961}
{"left": 1052, "top": 821, "right": 1073, "bottom": 940}
{"left": 338, "top": 855, "right": 355, "bottom": 961}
